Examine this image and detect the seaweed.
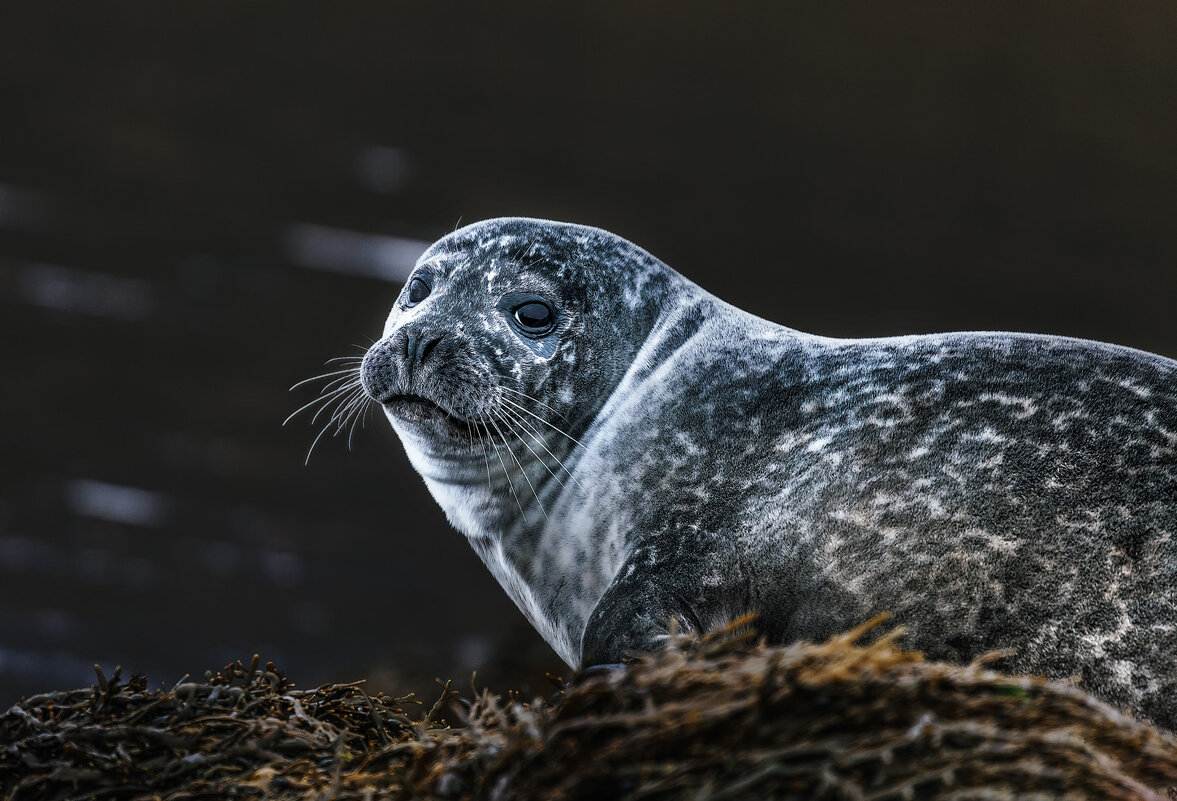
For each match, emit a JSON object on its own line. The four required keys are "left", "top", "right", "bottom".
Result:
{"left": 3, "top": 618, "right": 1175, "bottom": 800}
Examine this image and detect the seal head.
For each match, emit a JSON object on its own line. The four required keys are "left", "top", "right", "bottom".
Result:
{"left": 359, "top": 218, "right": 700, "bottom": 661}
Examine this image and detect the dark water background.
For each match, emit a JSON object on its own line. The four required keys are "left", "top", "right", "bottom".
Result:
{"left": 1, "top": 2, "right": 1175, "bottom": 704}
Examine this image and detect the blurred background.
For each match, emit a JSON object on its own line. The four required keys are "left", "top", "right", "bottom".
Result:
{"left": 1, "top": 1, "right": 1174, "bottom": 705}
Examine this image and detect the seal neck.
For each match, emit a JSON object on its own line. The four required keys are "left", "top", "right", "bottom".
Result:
{"left": 392, "top": 417, "right": 568, "bottom": 542}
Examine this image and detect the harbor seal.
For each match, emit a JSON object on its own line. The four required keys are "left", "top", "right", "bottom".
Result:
{"left": 355, "top": 217, "right": 1177, "bottom": 729}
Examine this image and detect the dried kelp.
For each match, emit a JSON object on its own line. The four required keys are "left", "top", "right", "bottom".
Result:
{"left": 506, "top": 617, "right": 1177, "bottom": 800}
{"left": 3, "top": 619, "right": 1176, "bottom": 801}
{"left": 0, "top": 655, "right": 460, "bottom": 800}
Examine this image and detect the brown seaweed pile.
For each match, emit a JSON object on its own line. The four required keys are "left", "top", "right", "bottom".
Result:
{"left": 3, "top": 618, "right": 1176, "bottom": 800}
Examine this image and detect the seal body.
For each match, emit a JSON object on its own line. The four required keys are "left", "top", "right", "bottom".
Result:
{"left": 359, "top": 218, "right": 1177, "bottom": 730}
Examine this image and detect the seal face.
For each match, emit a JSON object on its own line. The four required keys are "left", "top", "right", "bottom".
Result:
{"left": 359, "top": 219, "right": 675, "bottom": 662}
{"left": 359, "top": 217, "right": 1177, "bottom": 730}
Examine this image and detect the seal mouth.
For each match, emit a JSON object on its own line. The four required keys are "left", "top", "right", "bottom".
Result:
{"left": 381, "top": 393, "right": 483, "bottom": 435}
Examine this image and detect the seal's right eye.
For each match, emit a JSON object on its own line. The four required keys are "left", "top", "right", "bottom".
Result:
{"left": 406, "top": 276, "right": 431, "bottom": 306}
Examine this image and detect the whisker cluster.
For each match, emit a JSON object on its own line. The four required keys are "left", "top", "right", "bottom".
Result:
{"left": 284, "top": 355, "right": 372, "bottom": 464}
{"left": 466, "top": 381, "right": 588, "bottom": 520}
{"left": 286, "top": 359, "right": 585, "bottom": 517}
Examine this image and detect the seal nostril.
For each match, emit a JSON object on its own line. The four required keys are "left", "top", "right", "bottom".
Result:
{"left": 419, "top": 334, "right": 443, "bottom": 364}
{"left": 401, "top": 330, "right": 443, "bottom": 367}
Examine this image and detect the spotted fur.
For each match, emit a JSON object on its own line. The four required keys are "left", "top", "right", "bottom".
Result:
{"left": 360, "top": 218, "right": 1177, "bottom": 730}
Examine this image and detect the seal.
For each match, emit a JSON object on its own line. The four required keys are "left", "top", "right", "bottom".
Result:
{"left": 356, "top": 217, "right": 1177, "bottom": 730}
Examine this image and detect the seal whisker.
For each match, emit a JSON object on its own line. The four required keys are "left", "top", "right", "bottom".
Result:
{"left": 304, "top": 419, "right": 337, "bottom": 465}
{"left": 320, "top": 369, "right": 364, "bottom": 389}
{"left": 497, "top": 404, "right": 583, "bottom": 492}
{"left": 318, "top": 387, "right": 364, "bottom": 437}
{"left": 283, "top": 380, "right": 359, "bottom": 427}
{"left": 283, "top": 394, "right": 336, "bottom": 427}
{"left": 299, "top": 384, "right": 369, "bottom": 464}
{"left": 331, "top": 383, "right": 364, "bottom": 423}
{"left": 488, "top": 412, "right": 546, "bottom": 520}
{"left": 345, "top": 395, "right": 371, "bottom": 450}
{"left": 473, "top": 413, "right": 494, "bottom": 493}
{"left": 499, "top": 386, "right": 572, "bottom": 423}
{"left": 489, "top": 409, "right": 543, "bottom": 522}
{"left": 481, "top": 412, "right": 525, "bottom": 518}
{"left": 306, "top": 372, "right": 363, "bottom": 402}
{"left": 285, "top": 349, "right": 363, "bottom": 427}
{"left": 310, "top": 381, "right": 363, "bottom": 426}
{"left": 289, "top": 367, "right": 360, "bottom": 391}
{"left": 497, "top": 406, "right": 569, "bottom": 491}
{"left": 498, "top": 388, "right": 574, "bottom": 429}
{"left": 498, "top": 395, "right": 585, "bottom": 448}
{"left": 328, "top": 386, "right": 367, "bottom": 430}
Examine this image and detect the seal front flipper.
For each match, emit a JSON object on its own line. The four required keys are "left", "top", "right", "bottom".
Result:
{"left": 579, "top": 554, "right": 719, "bottom": 667}
{"left": 574, "top": 662, "right": 629, "bottom": 681}
{"left": 581, "top": 592, "right": 693, "bottom": 667}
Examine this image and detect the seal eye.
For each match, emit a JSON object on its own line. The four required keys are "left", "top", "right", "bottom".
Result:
{"left": 406, "top": 276, "right": 431, "bottom": 306}
{"left": 513, "top": 301, "right": 553, "bottom": 334}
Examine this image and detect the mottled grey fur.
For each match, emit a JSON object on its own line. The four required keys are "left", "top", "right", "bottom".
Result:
{"left": 359, "top": 217, "right": 1177, "bottom": 730}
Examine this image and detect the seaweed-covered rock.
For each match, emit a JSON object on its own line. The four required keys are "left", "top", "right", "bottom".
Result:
{"left": 2, "top": 619, "right": 1175, "bottom": 800}
{"left": 504, "top": 617, "right": 1177, "bottom": 800}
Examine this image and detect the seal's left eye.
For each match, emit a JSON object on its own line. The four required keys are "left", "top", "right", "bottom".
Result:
{"left": 407, "top": 277, "right": 431, "bottom": 305}
{"left": 514, "top": 301, "right": 553, "bottom": 333}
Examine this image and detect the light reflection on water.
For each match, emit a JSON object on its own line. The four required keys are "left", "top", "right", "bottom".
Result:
{"left": 0, "top": 535, "right": 157, "bottom": 589}
{"left": 0, "top": 648, "right": 100, "bottom": 692}
{"left": 283, "top": 223, "right": 428, "bottom": 282}
{"left": 67, "top": 479, "right": 170, "bottom": 527}
{"left": 355, "top": 146, "right": 416, "bottom": 194}
{"left": 0, "top": 184, "right": 55, "bottom": 232}
{"left": 17, "top": 263, "right": 157, "bottom": 320}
